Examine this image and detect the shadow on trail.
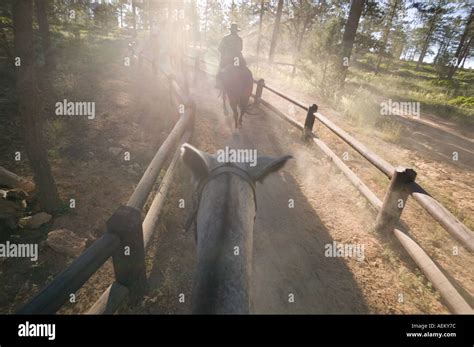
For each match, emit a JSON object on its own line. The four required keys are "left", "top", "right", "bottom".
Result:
{"left": 230, "top": 107, "right": 369, "bottom": 313}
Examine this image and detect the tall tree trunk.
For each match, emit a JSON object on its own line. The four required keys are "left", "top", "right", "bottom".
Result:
{"left": 460, "top": 37, "right": 472, "bottom": 69}
{"left": 321, "top": 55, "right": 329, "bottom": 87}
{"left": 230, "top": 0, "right": 236, "bottom": 22}
{"left": 256, "top": 0, "right": 264, "bottom": 58}
{"left": 460, "top": 36, "right": 472, "bottom": 60}
{"left": 268, "top": 0, "right": 283, "bottom": 63}
{"left": 339, "top": 0, "right": 365, "bottom": 85}
{"left": 132, "top": 0, "right": 137, "bottom": 31}
{"left": 292, "top": 17, "right": 309, "bottom": 77}
{"left": 296, "top": 21, "right": 307, "bottom": 51}
{"left": 120, "top": 4, "right": 123, "bottom": 28}
{"left": 375, "top": 0, "right": 398, "bottom": 75}
{"left": 416, "top": 8, "right": 441, "bottom": 70}
{"left": 447, "top": 7, "right": 473, "bottom": 79}
{"left": 440, "top": 35, "right": 453, "bottom": 60}
{"left": 146, "top": 0, "right": 150, "bottom": 31}
{"left": 434, "top": 38, "right": 446, "bottom": 65}
{"left": 401, "top": 46, "right": 409, "bottom": 60}
{"left": 203, "top": 0, "right": 209, "bottom": 47}
{"left": 13, "top": 0, "right": 61, "bottom": 213}
{"left": 35, "top": 0, "right": 54, "bottom": 69}
{"left": 416, "top": 35, "right": 430, "bottom": 69}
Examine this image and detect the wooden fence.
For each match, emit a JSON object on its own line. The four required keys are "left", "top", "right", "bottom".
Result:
{"left": 17, "top": 47, "right": 195, "bottom": 314}
{"left": 189, "top": 55, "right": 473, "bottom": 314}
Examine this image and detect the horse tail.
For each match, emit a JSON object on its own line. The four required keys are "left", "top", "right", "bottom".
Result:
{"left": 239, "top": 67, "right": 255, "bottom": 116}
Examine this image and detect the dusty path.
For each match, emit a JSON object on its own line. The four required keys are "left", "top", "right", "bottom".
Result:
{"left": 192, "top": 86, "right": 368, "bottom": 313}
{"left": 138, "top": 70, "right": 448, "bottom": 314}
{"left": 252, "top": 72, "right": 474, "bottom": 306}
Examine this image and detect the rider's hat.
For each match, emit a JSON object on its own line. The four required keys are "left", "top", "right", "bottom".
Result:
{"left": 230, "top": 23, "right": 240, "bottom": 33}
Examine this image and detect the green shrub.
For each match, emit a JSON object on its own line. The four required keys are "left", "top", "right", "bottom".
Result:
{"left": 448, "top": 96, "right": 474, "bottom": 108}
{"left": 430, "top": 78, "right": 460, "bottom": 89}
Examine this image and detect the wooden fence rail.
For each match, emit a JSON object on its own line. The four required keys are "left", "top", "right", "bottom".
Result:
{"left": 409, "top": 183, "right": 474, "bottom": 251}
{"left": 17, "top": 233, "right": 120, "bottom": 314}
{"left": 87, "top": 129, "right": 192, "bottom": 315}
{"left": 256, "top": 80, "right": 473, "bottom": 313}
{"left": 126, "top": 98, "right": 194, "bottom": 210}
{"left": 189, "top": 56, "right": 472, "bottom": 313}
{"left": 252, "top": 79, "right": 474, "bottom": 253}
{"left": 18, "top": 43, "right": 195, "bottom": 315}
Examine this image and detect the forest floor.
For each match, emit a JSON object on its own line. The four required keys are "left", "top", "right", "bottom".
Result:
{"left": 0, "top": 34, "right": 178, "bottom": 313}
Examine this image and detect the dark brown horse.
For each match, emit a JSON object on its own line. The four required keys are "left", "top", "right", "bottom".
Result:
{"left": 220, "top": 65, "right": 254, "bottom": 130}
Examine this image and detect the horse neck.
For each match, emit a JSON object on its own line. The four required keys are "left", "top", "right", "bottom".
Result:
{"left": 192, "top": 174, "right": 256, "bottom": 314}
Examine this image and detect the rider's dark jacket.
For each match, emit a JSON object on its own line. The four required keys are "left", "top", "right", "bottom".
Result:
{"left": 218, "top": 33, "right": 245, "bottom": 69}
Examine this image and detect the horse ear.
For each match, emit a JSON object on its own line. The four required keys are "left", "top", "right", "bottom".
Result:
{"left": 248, "top": 155, "right": 292, "bottom": 182}
{"left": 181, "top": 143, "right": 211, "bottom": 181}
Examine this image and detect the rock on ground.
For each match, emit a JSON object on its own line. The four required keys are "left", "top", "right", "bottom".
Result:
{"left": 19, "top": 212, "right": 52, "bottom": 229}
{"left": 46, "top": 229, "right": 87, "bottom": 258}
{"left": 5, "top": 188, "right": 28, "bottom": 202}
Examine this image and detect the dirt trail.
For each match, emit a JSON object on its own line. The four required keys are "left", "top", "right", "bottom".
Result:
{"left": 139, "top": 71, "right": 448, "bottom": 314}
{"left": 253, "top": 75, "right": 474, "bottom": 304}
{"left": 194, "top": 87, "right": 368, "bottom": 313}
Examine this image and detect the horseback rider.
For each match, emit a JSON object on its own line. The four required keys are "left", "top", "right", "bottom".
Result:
{"left": 216, "top": 23, "right": 246, "bottom": 89}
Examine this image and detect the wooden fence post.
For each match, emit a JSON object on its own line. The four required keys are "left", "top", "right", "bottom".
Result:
{"left": 107, "top": 205, "right": 147, "bottom": 303}
{"left": 374, "top": 167, "right": 417, "bottom": 234}
{"left": 255, "top": 78, "right": 265, "bottom": 105}
{"left": 303, "top": 104, "right": 318, "bottom": 140}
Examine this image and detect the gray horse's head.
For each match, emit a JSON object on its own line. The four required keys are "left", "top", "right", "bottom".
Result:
{"left": 181, "top": 143, "right": 291, "bottom": 314}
